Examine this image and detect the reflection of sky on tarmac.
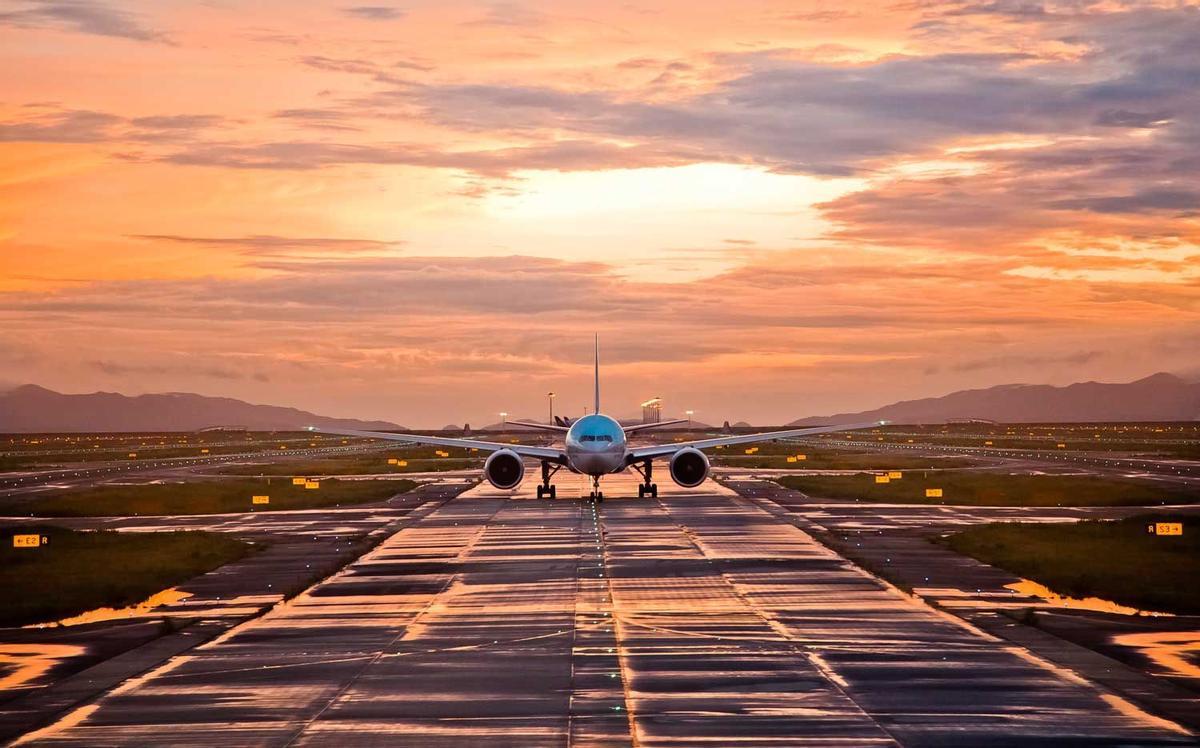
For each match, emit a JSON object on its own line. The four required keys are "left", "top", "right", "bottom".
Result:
{"left": 10, "top": 474, "right": 1196, "bottom": 744}
{"left": 1114, "top": 632, "right": 1200, "bottom": 680}
{"left": 1005, "top": 579, "right": 1173, "bottom": 618}
{"left": 24, "top": 588, "right": 192, "bottom": 629}
{"left": 0, "top": 644, "right": 87, "bottom": 691}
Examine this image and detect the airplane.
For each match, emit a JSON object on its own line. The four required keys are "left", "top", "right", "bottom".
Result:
{"left": 310, "top": 338, "right": 884, "bottom": 501}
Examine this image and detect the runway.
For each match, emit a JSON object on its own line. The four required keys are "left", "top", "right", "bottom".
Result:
{"left": 12, "top": 474, "right": 1194, "bottom": 747}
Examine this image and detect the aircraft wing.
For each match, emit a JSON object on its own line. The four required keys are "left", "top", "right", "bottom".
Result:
{"left": 308, "top": 426, "right": 567, "bottom": 462}
{"left": 507, "top": 420, "right": 569, "bottom": 433}
{"left": 625, "top": 421, "right": 886, "bottom": 461}
{"left": 622, "top": 418, "right": 688, "bottom": 433}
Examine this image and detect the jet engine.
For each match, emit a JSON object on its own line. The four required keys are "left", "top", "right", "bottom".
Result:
{"left": 484, "top": 449, "right": 525, "bottom": 490}
{"left": 668, "top": 448, "right": 709, "bottom": 488}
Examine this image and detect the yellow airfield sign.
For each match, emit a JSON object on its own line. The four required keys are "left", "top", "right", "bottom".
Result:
{"left": 292, "top": 477, "right": 307, "bottom": 485}
{"left": 887, "top": 471, "right": 903, "bottom": 479}
{"left": 1147, "top": 522, "right": 1183, "bottom": 536}
{"left": 252, "top": 495, "right": 270, "bottom": 505}
{"left": 926, "top": 488, "right": 943, "bottom": 498}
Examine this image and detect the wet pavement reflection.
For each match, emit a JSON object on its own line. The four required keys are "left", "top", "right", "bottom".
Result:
{"left": 10, "top": 474, "right": 1198, "bottom": 746}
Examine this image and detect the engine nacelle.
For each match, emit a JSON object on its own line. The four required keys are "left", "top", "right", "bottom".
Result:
{"left": 483, "top": 449, "right": 525, "bottom": 490}
{"left": 669, "top": 448, "right": 709, "bottom": 488}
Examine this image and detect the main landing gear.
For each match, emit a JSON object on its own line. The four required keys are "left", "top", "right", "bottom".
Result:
{"left": 536, "top": 461, "right": 559, "bottom": 499}
{"left": 632, "top": 460, "right": 658, "bottom": 498}
{"left": 589, "top": 475, "right": 604, "bottom": 502}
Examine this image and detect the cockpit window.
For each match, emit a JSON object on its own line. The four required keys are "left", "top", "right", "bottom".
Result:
{"left": 580, "top": 434, "right": 612, "bottom": 442}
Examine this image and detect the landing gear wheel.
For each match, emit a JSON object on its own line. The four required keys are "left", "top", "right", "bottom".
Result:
{"left": 637, "top": 485, "right": 645, "bottom": 498}
{"left": 650, "top": 483, "right": 658, "bottom": 498}
{"left": 536, "top": 486, "right": 544, "bottom": 499}
{"left": 596, "top": 492, "right": 604, "bottom": 502}
{"left": 549, "top": 485, "right": 556, "bottom": 499}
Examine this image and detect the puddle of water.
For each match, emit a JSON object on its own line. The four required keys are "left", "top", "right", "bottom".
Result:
{"left": 1112, "top": 631, "right": 1200, "bottom": 679}
{"left": 23, "top": 587, "right": 192, "bottom": 629}
{"left": 1005, "top": 579, "right": 1172, "bottom": 617}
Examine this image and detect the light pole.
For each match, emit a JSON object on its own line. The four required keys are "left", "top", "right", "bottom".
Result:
{"left": 685, "top": 409, "right": 694, "bottom": 427}
{"left": 548, "top": 392, "right": 555, "bottom": 424}
{"left": 499, "top": 411, "right": 508, "bottom": 426}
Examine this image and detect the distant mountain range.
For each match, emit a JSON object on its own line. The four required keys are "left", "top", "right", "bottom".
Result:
{"left": 3, "top": 372, "right": 1196, "bottom": 433}
{"left": 787, "top": 373, "right": 1200, "bottom": 426}
{"left": 0, "top": 385, "right": 403, "bottom": 433}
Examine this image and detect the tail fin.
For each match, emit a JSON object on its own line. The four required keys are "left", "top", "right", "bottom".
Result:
{"left": 593, "top": 334, "right": 600, "bottom": 414}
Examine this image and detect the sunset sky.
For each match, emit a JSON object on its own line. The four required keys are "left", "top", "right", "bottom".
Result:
{"left": 1, "top": 0, "right": 1198, "bottom": 427}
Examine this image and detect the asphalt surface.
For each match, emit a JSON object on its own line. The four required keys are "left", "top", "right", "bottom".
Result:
{"left": 8, "top": 472, "right": 1196, "bottom": 746}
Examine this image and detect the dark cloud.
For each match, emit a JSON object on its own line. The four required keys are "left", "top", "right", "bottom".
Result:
{"left": 0, "top": 107, "right": 224, "bottom": 144}
{"left": 401, "top": 48, "right": 1186, "bottom": 176}
{"left": 130, "top": 234, "right": 404, "bottom": 257}
{"left": 1049, "top": 189, "right": 1200, "bottom": 215}
{"left": 272, "top": 108, "right": 362, "bottom": 132}
{"left": 0, "top": 0, "right": 167, "bottom": 42}
{"left": 130, "top": 115, "right": 225, "bottom": 131}
{"left": 0, "top": 109, "right": 121, "bottom": 143}
{"left": 159, "top": 139, "right": 710, "bottom": 176}
{"left": 88, "top": 360, "right": 265, "bottom": 381}
{"left": 933, "top": 350, "right": 1104, "bottom": 376}
{"left": 462, "top": 2, "right": 546, "bottom": 27}
{"left": 341, "top": 6, "right": 405, "bottom": 21}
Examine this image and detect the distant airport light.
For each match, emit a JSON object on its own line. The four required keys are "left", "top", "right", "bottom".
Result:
{"left": 1057, "top": 443, "right": 1066, "bottom": 448}
{"left": 387, "top": 458, "right": 398, "bottom": 465}
{"left": 252, "top": 495, "right": 270, "bottom": 505}
{"left": 128, "top": 452, "right": 137, "bottom": 458}
{"left": 1147, "top": 522, "right": 1183, "bottom": 536}
{"left": 398, "top": 460, "right": 408, "bottom": 467}
{"left": 201, "top": 448, "right": 210, "bottom": 453}
{"left": 796, "top": 454, "right": 806, "bottom": 460}
{"left": 291, "top": 477, "right": 307, "bottom": 485}
{"left": 786, "top": 456, "right": 797, "bottom": 463}
{"left": 926, "top": 488, "right": 943, "bottom": 498}
{"left": 984, "top": 441, "right": 993, "bottom": 446}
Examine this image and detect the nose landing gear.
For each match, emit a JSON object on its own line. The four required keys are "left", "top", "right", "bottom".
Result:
{"left": 536, "top": 461, "right": 559, "bottom": 499}
{"left": 589, "top": 475, "right": 604, "bottom": 502}
{"left": 632, "top": 460, "right": 658, "bottom": 498}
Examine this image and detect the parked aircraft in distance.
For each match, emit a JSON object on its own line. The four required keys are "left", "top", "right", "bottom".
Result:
{"left": 313, "top": 337, "right": 883, "bottom": 500}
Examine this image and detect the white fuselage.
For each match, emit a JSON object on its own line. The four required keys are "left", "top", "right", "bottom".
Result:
{"left": 564, "top": 414, "right": 627, "bottom": 476}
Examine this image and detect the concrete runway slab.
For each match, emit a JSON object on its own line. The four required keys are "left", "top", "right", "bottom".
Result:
{"left": 14, "top": 474, "right": 1197, "bottom": 746}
